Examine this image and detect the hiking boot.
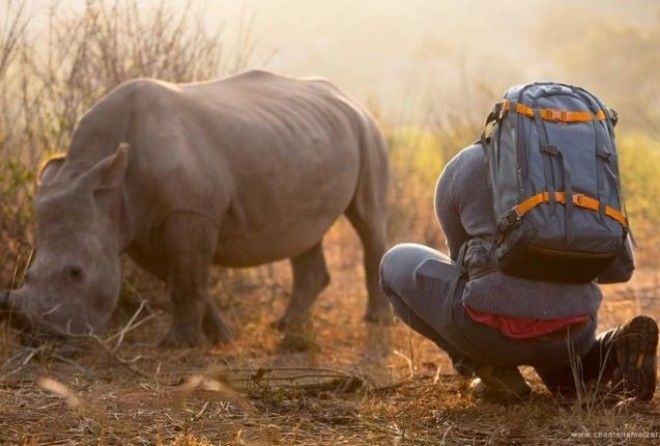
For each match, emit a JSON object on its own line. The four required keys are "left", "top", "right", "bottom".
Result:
{"left": 469, "top": 365, "right": 531, "bottom": 403}
{"left": 609, "top": 315, "right": 658, "bottom": 400}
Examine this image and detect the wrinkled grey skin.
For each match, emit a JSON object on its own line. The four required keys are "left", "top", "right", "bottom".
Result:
{"left": 1, "top": 70, "right": 391, "bottom": 346}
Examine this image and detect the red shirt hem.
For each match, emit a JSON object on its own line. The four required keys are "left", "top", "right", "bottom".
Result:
{"left": 464, "top": 305, "right": 590, "bottom": 340}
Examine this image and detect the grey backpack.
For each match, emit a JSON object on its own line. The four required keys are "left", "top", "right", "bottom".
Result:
{"left": 481, "top": 82, "right": 629, "bottom": 283}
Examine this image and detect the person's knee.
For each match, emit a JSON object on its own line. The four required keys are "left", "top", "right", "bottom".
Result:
{"left": 379, "top": 244, "right": 407, "bottom": 288}
{"left": 379, "top": 243, "right": 432, "bottom": 299}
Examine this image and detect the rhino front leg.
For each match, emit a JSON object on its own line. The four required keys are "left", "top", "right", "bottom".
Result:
{"left": 160, "top": 214, "right": 232, "bottom": 347}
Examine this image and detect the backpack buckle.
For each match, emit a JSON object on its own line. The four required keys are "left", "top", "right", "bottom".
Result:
{"left": 545, "top": 109, "right": 567, "bottom": 122}
{"left": 573, "top": 193, "right": 589, "bottom": 207}
{"left": 498, "top": 209, "right": 521, "bottom": 231}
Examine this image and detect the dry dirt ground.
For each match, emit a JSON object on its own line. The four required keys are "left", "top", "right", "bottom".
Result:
{"left": 1, "top": 222, "right": 659, "bottom": 445}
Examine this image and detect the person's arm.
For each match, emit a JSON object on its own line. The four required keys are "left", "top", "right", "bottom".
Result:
{"left": 597, "top": 234, "right": 635, "bottom": 284}
{"left": 434, "top": 162, "right": 469, "bottom": 261}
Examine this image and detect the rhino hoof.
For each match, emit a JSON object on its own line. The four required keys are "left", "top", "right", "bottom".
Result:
{"left": 364, "top": 307, "right": 395, "bottom": 326}
{"left": 160, "top": 324, "right": 206, "bottom": 348}
{"left": 202, "top": 301, "right": 235, "bottom": 345}
{"left": 271, "top": 315, "right": 311, "bottom": 332}
{"left": 271, "top": 317, "right": 287, "bottom": 331}
{"left": 203, "top": 319, "right": 234, "bottom": 345}
{"left": 278, "top": 331, "right": 318, "bottom": 353}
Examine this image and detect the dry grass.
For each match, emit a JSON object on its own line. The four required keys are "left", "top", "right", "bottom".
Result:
{"left": 1, "top": 1, "right": 659, "bottom": 445}
{"left": 1, "top": 222, "right": 659, "bottom": 445}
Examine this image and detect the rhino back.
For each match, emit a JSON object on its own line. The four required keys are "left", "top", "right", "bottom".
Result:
{"left": 65, "top": 71, "right": 382, "bottom": 266}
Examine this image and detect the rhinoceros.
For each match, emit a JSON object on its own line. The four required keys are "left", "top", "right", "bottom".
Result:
{"left": 0, "top": 70, "right": 391, "bottom": 346}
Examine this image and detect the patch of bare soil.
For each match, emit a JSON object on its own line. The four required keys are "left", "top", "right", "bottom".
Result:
{"left": 1, "top": 226, "right": 659, "bottom": 445}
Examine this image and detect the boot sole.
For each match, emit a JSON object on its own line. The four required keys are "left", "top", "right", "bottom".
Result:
{"left": 612, "top": 315, "right": 658, "bottom": 400}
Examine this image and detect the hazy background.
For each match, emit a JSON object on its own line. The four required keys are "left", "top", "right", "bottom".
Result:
{"left": 30, "top": 0, "right": 660, "bottom": 121}
{"left": 2, "top": 0, "right": 658, "bottom": 283}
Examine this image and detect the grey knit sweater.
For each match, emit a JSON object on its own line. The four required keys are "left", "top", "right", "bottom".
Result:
{"left": 435, "top": 144, "right": 622, "bottom": 319}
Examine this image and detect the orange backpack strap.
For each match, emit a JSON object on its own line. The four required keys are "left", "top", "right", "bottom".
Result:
{"left": 513, "top": 191, "right": 628, "bottom": 227}
{"left": 499, "top": 100, "right": 607, "bottom": 123}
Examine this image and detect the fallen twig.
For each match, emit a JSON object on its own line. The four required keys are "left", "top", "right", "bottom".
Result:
{"left": 107, "top": 299, "right": 156, "bottom": 353}
{"left": 51, "top": 300, "right": 158, "bottom": 382}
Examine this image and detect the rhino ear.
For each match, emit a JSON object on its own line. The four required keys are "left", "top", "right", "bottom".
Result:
{"left": 84, "top": 143, "right": 130, "bottom": 191}
{"left": 38, "top": 155, "right": 66, "bottom": 186}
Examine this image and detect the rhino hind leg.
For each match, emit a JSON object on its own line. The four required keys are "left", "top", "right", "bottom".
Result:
{"left": 274, "top": 241, "right": 330, "bottom": 331}
{"left": 159, "top": 214, "right": 231, "bottom": 348}
{"left": 345, "top": 183, "right": 393, "bottom": 325}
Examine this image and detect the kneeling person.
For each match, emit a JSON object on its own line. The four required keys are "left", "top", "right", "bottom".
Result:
{"left": 379, "top": 142, "right": 657, "bottom": 402}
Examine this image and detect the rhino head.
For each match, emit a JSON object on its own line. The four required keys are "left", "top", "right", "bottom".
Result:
{"left": 1, "top": 143, "right": 130, "bottom": 337}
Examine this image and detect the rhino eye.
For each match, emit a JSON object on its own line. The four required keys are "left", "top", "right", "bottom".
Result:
{"left": 66, "top": 266, "right": 84, "bottom": 282}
